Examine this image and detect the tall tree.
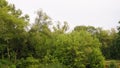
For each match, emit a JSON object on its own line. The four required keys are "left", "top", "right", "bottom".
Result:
{"left": 0, "top": 0, "right": 29, "bottom": 61}
{"left": 110, "top": 22, "right": 120, "bottom": 59}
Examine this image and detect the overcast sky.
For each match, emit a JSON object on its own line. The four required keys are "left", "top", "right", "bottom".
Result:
{"left": 7, "top": 0, "right": 120, "bottom": 30}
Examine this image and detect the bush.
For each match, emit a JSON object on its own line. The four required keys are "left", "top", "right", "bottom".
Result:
{"left": 87, "top": 48, "right": 105, "bottom": 68}
{"left": 16, "top": 57, "right": 39, "bottom": 68}
{"left": 108, "top": 61, "right": 118, "bottom": 68}
{"left": 52, "top": 31, "right": 105, "bottom": 68}
{"left": 0, "top": 59, "right": 16, "bottom": 68}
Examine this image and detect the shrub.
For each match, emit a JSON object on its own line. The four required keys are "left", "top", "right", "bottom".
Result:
{"left": 108, "top": 61, "right": 118, "bottom": 68}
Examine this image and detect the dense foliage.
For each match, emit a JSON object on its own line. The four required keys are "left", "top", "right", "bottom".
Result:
{"left": 0, "top": 0, "right": 120, "bottom": 68}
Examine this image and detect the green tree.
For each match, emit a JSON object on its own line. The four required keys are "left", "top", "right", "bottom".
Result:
{"left": 110, "top": 22, "right": 120, "bottom": 59}
{"left": 28, "top": 10, "right": 53, "bottom": 62}
{"left": 53, "top": 21, "right": 69, "bottom": 34}
{"left": 95, "top": 28, "right": 117, "bottom": 59}
{"left": 74, "top": 26, "right": 117, "bottom": 59}
{"left": 0, "top": 0, "right": 29, "bottom": 62}
{"left": 52, "top": 30, "right": 104, "bottom": 68}
{"left": 74, "top": 25, "right": 97, "bottom": 35}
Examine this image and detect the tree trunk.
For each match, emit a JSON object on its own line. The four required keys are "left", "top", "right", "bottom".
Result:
{"left": 7, "top": 47, "right": 10, "bottom": 60}
{"left": 14, "top": 50, "right": 17, "bottom": 64}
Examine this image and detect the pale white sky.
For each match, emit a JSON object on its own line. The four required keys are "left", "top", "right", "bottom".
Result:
{"left": 7, "top": 0, "right": 120, "bottom": 30}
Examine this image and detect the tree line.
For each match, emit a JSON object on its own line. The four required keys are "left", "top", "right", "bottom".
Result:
{"left": 0, "top": 0, "right": 120, "bottom": 68}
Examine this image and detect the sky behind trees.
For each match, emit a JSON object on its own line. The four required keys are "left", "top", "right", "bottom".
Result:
{"left": 7, "top": 0, "right": 120, "bottom": 30}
